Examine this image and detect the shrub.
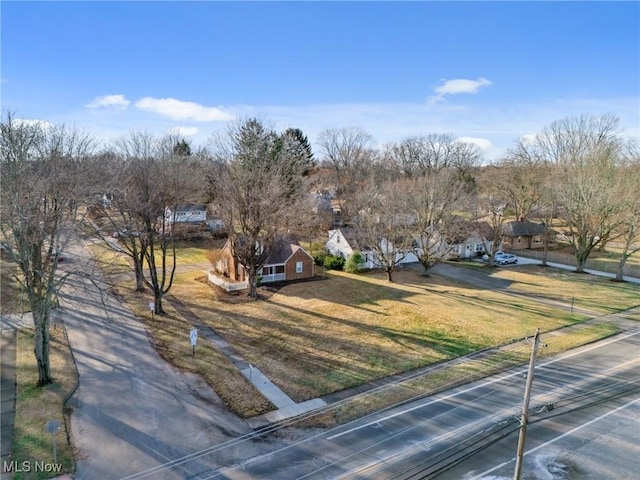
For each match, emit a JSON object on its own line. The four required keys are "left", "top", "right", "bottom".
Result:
{"left": 345, "top": 251, "right": 364, "bottom": 273}
{"left": 313, "top": 249, "right": 329, "bottom": 266}
{"left": 323, "top": 254, "right": 345, "bottom": 271}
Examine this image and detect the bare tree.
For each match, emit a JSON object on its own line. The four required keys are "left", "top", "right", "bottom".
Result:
{"left": 613, "top": 140, "right": 640, "bottom": 281}
{"left": 386, "top": 135, "right": 478, "bottom": 275}
{"left": 317, "top": 127, "right": 377, "bottom": 219}
{"left": 1, "top": 112, "right": 95, "bottom": 385}
{"left": 495, "top": 140, "right": 545, "bottom": 221}
{"left": 387, "top": 134, "right": 479, "bottom": 179}
{"left": 208, "top": 118, "right": 310, "bottom": 298}
{"left": 349, "top": 177, "right": 415, "bottom": 282}
{"left": 537, "top": 114, "right": 623, "bottom": 273}
{"left": 470, "top": 168, "right": 509, "bottom": 266}
{"left": 94, "top": 131, "right": 198, "bottom": 313}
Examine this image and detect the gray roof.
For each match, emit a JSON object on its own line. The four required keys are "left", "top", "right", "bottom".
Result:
{"left": 174, "top": 203, "right": 206, "bottom": 212}
{"left": 229, "top": 235, "right": 309, "bottom": 265}
{"left": 501, "top": 221, "right": 553, "bottom": 237}
{"left": 266, "top": 238, "right": 303, "bottom": 264}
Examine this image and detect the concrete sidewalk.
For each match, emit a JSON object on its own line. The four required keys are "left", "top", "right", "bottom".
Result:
{"left": 165, "top": 295, "right": 327, "bottom": 429}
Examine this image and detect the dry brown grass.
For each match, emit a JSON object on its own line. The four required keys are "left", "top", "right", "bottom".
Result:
{"left": 113, "top": 286, "right": 274, "bottom": 418}
{"left": 1, "top": 259, "right": 28, "bottom": 314}
{"left": 12, "top": 327, "right": 77, "bottom": 479}
{"left": 492, "top": 265, "right": 640, "bottom": 314}
{"left": 301, "top": 322, "right": 620, "bottom": 428}
{"left": 88, "top": 238, "right": 634, "bottom": 420}
{"left": 170, "top": 268, "right": 585, "bottom": 403}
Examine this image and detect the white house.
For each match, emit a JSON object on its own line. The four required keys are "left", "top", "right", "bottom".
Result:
{"left": 325, "top": 228, "right": 419, "bottom": 269}
{"left": 164, "top": 204, "right": 207, "bottom": 225}
{"left": 443, "top": 220, "right": 497, "bottom": 259}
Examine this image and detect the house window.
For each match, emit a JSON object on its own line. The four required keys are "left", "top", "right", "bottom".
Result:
{"left": 336, "top": 234, "right": 341, "bottom": 243}
{"left": 275, "top": 265, "right": 285, "bottom": 274}
{"left": 475, "top": 243, "right": 484, "bottom": 252}
{"left": 296, "top": 261, "right": 303, "bottom": 273}
{"left": 262, "top": 266, "right": 273, "bottom": 276}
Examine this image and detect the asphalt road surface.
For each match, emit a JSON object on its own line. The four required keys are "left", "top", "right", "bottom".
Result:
{"left": 58, "top": 241, "right": 261, "bottom": 479}
{"left": 194, "top": 329, "right": 640, "bottom": 480}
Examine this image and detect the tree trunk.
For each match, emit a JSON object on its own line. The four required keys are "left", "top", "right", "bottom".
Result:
{"left": 575, "top": 252, "right": 588, "bottom": 273}
{"left": 33, "top": 309, "right": 52, "bottom": 386}
{"left": 153, "top": 290, "right": 164, "bottom": 314}
{"left": 247, "top": 265, "right": 259, "bottom": 299}
{"left": 134, "top": 256, "right": 145, "bottom": 292}
{"left": 615, "top": 253, "right": 628, "bottom": 282}
{"left": 386, "top": 267, "right": 394, "bottom": 283}
{"left": 419, "top": 256, "right": 431, "bottom": 277}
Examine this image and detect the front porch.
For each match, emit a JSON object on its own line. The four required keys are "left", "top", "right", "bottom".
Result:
{"left": 207, "top": 270, "right": 248, "bottom": 292}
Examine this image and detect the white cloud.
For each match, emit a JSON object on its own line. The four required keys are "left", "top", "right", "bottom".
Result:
{"left": 14, "top": 118, "right": 53, "bottom": 130}
{"left": 520, "top": 133, "right": 538, "bottom": 145}
{"left": 135, "top": 97, "right": 233, "bottom": 122}
{"left": 435, "top": 77, "right": 492, "bottom": 96}
{"left": 428, "top": 77, "right": 492, "bottom": 105}
{"left": 168, "top": 126, "right": 199, "bottom": 137}
{"left": 457, "top": 136, "right": 494, "bottom": 151}
{"left": 85, "top": 94, "right": 130, "bottom": 110}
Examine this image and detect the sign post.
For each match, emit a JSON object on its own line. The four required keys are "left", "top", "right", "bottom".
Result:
{"left": 149, "top": 302, "right": 155, "bottom": 320}
{"left": 45, "top": 419, "right": 61, "bottom": 463}
{"left": 190, "top": 329, "right": 198, "bottom": 358}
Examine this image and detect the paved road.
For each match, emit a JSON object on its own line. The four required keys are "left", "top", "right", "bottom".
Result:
{"left": 58, "top": 241, "right": 260, "bottom": 479}
{"left": 439, "top": 392, "right": 640, "bottom": 480}
{"left": 193, "top": 328, "right": 640, "bottom": 479}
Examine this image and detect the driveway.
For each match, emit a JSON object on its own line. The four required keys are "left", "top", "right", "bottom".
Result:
{"left": 59, "top": 241, "right": 255, "bottom": 479}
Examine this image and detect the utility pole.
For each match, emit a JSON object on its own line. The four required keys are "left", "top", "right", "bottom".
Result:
{"left": 514, "top": 328, "right": 541, "bottom": 480}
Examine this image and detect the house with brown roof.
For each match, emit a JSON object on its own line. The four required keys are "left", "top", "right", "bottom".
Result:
{"left": 500, "top": 221, "right": 557, "bottom": 251}
{"left": 209, "top": 236, "right": 314, "bottom": 291}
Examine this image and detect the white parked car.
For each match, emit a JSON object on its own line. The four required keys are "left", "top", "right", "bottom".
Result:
{"left": 495, "top": 253, "right": 518, "bottom": 265}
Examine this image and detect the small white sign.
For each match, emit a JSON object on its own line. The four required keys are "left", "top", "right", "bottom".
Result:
{"left": 149, "top": 302, "right": 155, "bottom": 312}
{"left": 190, "top": 329, "right": 198, "bottom": 346}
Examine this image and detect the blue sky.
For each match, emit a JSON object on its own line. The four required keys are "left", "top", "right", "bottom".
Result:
{"left": 2, "top": 1, "right": 639, "bottom": 161}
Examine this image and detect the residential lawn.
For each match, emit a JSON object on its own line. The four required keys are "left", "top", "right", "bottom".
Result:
{"left": 169, "top": 268, "right": 589, "bottom": 403}
{"left": 490, "top": 265, "right": 640, "bottom": 314}
{"left": 149, "top": 240, "right": 216, "bottom": 266}
{"left": 12, "top": 327, "right": 77, "bottom": 479}
{"left": 621, "top": 310, "right": 640, "bottom": 321}
{"left": 1, "top": 258, "right": 28, "bottom": 314}
{"left": 303, "top": 322, "right": 620, "bottom": 428}
{"left": 521, "top": 244, "right": 640, "bottom": 278}
{"left": 89, "top": 240, "right": 634, "bottom": 421}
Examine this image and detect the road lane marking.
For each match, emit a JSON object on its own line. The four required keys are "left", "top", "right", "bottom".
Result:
{"left": 468, "top": 395, "right": 640, "bottom": 480}
{"left": 327, "top": 329, "right": 640, "bottom": 440}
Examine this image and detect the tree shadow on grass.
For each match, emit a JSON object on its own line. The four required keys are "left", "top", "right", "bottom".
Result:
{"left": 177, "top": 291, "right": 486, "bottom": 402}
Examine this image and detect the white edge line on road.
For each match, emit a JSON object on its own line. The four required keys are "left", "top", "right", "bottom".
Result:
{"left": 468, "top": 395, "right": 640, "bottom": 480}
{"left": 327, "top": 329, "right": 640, "bottom": 441}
